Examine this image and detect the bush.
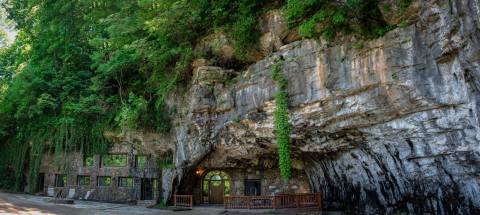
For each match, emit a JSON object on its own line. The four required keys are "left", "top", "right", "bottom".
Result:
{"left": 286, "top": 0, "right": 391, "bottom": 40}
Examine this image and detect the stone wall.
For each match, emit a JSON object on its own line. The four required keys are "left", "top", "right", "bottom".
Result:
{"left": 38, "top": 143, "right": 164, "bottom": 203}
{"left": 191, "top": 168, "right": 310, "bottom": 205}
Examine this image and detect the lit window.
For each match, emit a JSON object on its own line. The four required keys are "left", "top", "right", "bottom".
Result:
{"left": 77, "top": 175, "right": 91, "bottom": 186}
{"left": 55, "top": 174, "right": 67, "bottom": 187}
{"left": 97, "top": 176, "right": 112, "bottom": 187}
{"left": 118, "top": 177, "right": 133, "bottom": 187}
{"left": 101, "top": 154, "right": 127, "bottom": 167}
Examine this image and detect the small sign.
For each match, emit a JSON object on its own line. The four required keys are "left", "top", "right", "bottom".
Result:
{"left": 47, "top": 187, "right": 54, "bottom": 197}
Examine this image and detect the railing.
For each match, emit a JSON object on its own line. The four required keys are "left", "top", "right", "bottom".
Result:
{"left": 55, "top": 189, "right": 66, "bottom": 199}
{"left": 251, "top": 196, "right": 275, "bottom": 209}
{"left": 174, "top": 194, "right": 193, "bottom": 208}
{"left": 224, "top": 193, "right": 321, "bottom": 210}
{"left": 224, "top": 196, "right": 250, "bottom": 209}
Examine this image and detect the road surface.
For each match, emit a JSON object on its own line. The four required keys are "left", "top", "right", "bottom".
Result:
{"left": 0, "top": 192, "right": 305, "bottom": 215}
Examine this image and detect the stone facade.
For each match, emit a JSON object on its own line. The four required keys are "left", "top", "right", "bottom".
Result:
{"left": 191, "top": 168, "right": 311, "bottom": 205}
{"left": 37, "top": 143, "right": 164, "bottom": 203}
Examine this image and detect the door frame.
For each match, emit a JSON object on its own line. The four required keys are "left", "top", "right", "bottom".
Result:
{"left": 140, "top": 178, "right": 157, "bottom": 200}
{"left": 201, "top": 170, "right": 231, "bottom": 204}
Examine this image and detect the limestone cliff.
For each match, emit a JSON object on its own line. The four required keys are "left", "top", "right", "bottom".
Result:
{"left": 151, "top": 0, "right": 480, "bottom": 214}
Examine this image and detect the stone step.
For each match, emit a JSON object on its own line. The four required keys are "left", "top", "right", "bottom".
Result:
{"left": 136, "top": 200, "right": 156, "bottom": 207}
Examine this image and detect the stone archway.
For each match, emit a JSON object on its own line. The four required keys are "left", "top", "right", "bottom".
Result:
{"left": 202, "top": 170, "right": 231, "bottom": 204}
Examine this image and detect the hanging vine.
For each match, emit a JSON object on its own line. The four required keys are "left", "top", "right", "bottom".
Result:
{"left": 0, "top": 117, "right": 112, "bottom": 192}
{"left": 271, "top": 57, "right": 292, "bottom": 180}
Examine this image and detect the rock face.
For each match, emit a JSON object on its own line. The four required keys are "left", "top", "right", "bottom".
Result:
{"left": 163, "top": 0, "right": 480, "bottom": 214}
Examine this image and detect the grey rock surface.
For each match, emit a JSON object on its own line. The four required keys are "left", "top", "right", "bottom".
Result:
{"left": 161, "top": 0, "right": 480, "bottom": 214}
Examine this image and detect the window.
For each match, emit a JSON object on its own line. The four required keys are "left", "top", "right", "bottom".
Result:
{"left": 83, "top": 155, "right": 94, "bottom": 167}
{"left": 77, "top": 175, "right": 91, "bottom": 186}
{"left": 118, "top": 177, "right": 133, "bottom": 187}
{"left": 157, "top": 151, "right": 174, "bottom": 168}
{"left": 101, "top": 154, "right": 127, "bottom": 167}
{"left": 136, "top": 155, "right": 147, "bottom": 168}
{"left": 55, "top": 174, "right": 67, "bottom": 187}
{"left": 97, "top": 176, "right": 112, "bottom": 187}
{"left": 244, "top": 180, "right": 261, "bottom": 196}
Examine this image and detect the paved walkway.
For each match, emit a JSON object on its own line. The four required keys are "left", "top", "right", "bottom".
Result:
{"left": 0, "top": 192, "right": 325, "bottom": 215}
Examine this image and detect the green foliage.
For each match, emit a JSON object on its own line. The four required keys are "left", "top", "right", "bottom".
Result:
{"left": 399, "top": 0, "right": 412, "bottom": 12}
{"left": 232, "top": 15, "right": 259, "bottom": 58}
{"left": 286, "top": 0, "right": 391, "bottom": 40}
{"left": 353, "top": 41, "right": 364, "bottom": 50}
{"left": 398, "top": 19, "right": 409, "bottom": 28}
{"left": 0, "top": 0, "right": 394, "bottom": 190}
{"left": 271, "top": 58, "right": 292, "bottom": 180}
{"left": 116, "top": 93, "right": 148, "bottom": 130}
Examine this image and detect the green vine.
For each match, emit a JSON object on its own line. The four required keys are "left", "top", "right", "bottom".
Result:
{"left": 0, "top": 118, "right": 111, "bottom": 192}
{"left": 271, "top": 58, "right": 292, "bottom": 180}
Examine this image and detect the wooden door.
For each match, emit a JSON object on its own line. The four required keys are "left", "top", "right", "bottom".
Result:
{"left": 209, "top": 180, "right": 224, "bottom": 204}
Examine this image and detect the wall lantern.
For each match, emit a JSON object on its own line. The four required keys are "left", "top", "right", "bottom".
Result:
{"left": 195, "top": 168, "right": 205, "bottom": 176}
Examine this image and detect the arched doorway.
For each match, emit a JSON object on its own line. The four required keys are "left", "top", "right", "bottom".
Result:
{"left": 202, "top": 170, "right": 230, "bottom": 204}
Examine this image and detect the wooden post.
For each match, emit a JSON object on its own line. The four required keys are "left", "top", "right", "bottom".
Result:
{"left": 317, "top": 193, "right": 322, "bottom": 211}
{"left": 295, "top": 194, "right": 298, "bottom": 208}
{"left": 273, "top": 196, "right": 277, "bottom": 209}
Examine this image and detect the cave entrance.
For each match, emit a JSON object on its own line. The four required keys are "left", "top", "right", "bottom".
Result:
{"left": 202, "top": 170, "right": 231, "bottom": 204}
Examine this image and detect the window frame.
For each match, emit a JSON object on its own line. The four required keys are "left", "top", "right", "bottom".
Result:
{"left": 55, "top": 174, "right": 67, "bottom": 187}
{"left": 244, "top": 179, "right": 261, "bottom": 196}
{"left": 158, "top": 151, "right": 174, "bottom": 169}
{"left": 77, "top": 175, "right": 91, "bottom": 186}
{"left": 135, "top": 155, "right": 148, "bottom": 168}
{"left": 101, "top": 154, "right": 128, "bottom": 167}
{"left": 118, "top": 177, "right": 134, "bottom": 188}
{"left": 83, "top": 155, "right": 94, "bottom": 167}
{"left": 97, "top": 176, "right": 112, "bottom": 187}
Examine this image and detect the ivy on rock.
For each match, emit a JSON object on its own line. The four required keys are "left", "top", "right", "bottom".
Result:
{"left": 271, "top": 57, "right": 292, "bottom": 180}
